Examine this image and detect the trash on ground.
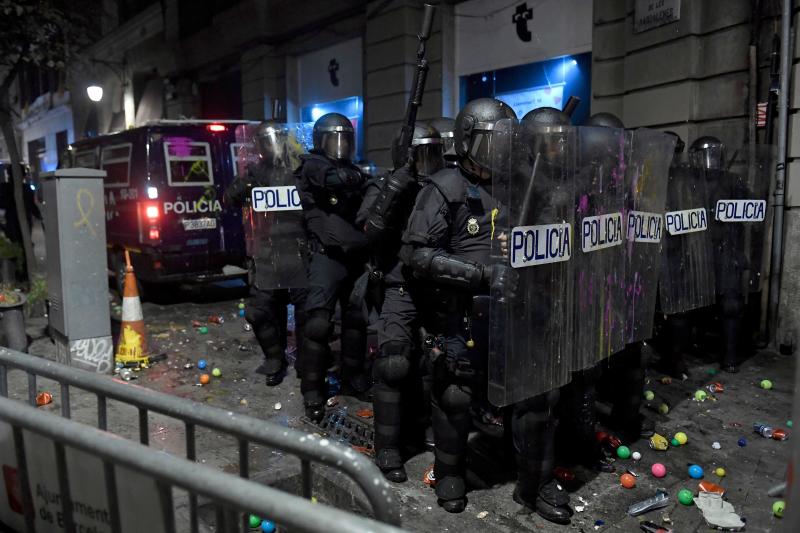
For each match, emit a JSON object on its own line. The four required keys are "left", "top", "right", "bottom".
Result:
{"left": 649, "top": 434, "right": 669, "bottom": 451}
{"left": 698, "top": 480, "right": 726, "bottom": 496}
{"left": 754, "top": 423, "right": 774, "bottom": 438}
{"left": 772, "top": 428, "right": 788, "bottom": 441}
{"left": 693, "top": 492, "right": 745, "bottom": 530}
{"left": 356, "top": 408, "right": 374, "bottom": 419}
{"left": 423, "top": 465, "right": 436, "bottom": 486}
{"left": 476, "top": 511, "right": 489, "bottom": 519}
{"left": 712, "top": 441, "right": 722, "bottom": 450}
{"left": 640, "top": 520, "right": 672, "bottom": 533}
{"left": 35, "top": 392, "right": 53, "bottom": 407}
{"left": 274, "top": 402, "right": 282, "bottom": 410}
{"left": 627, "top": 489, "right": 669, "bottom": 516}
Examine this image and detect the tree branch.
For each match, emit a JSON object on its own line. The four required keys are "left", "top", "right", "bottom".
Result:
{"left": 0, "top": 58, "right": 22, "bottom": 99}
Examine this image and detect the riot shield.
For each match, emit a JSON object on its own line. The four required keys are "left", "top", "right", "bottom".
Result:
{"left": 571, "top": 126, "right": 628, "bottom": 371}
{"left": 623, "top": 129, "right": 675, "bottom": 343}
{"left": 709, "top": 147, "right": 773, "bottom": 296}
{"left": 234, "top": 122, "right": 313, "bottom": 290}
{"left": 658, "top": 156, "right": 715, "bottom": 315}
{"left": 488, "top": 119, "right": 576, "bottom": 407}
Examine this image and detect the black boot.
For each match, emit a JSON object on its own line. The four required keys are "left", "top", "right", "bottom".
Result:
{"left": 375, "top": 448, "right": 407, "bottom": 483}
{"left": 261, "top": 358, "right": 286, "bottom": 387}
{"left": 303, "top": 394, "right": 325, "bottom": 423}
{"left": 513, "top": 478, "right": 572, "bottom": 525}
{"left": 435, "top": 476, "right": 467, "bottom": 513}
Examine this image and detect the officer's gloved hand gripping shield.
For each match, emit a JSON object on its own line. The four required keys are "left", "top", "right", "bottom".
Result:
{"left": 488, "top": 118, "right": 577, "bottom": 407}
{"left": 234, "top": 122, "right": 313, "bottom": 290}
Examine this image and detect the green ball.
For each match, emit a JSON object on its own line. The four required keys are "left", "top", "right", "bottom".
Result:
{"left": 658, "top": 403, "right": 670, "bottom": 415}
{"left": 671, "top": 438, "right": 680, "bottom": 447}
{"left": 617, "top": 445, "right": 631, "bottom": 459}
{"left": 788, "top": 420, "right": 793, "bottom": 428}
{"left": 694, "top": 389, "right": 708, "bottom": 401}
{"left": 249, "top": 515, "right": 262, "bottom": 528}
{"left": 707, "top": 368, "right": 718, "bottom": 375}
{"left": 761, "top": 379, "right": 773, "bottom": 390}
{"left": 199, "top": 326, "right": 209, "bottom": 334}
{"left": 773, "top": 500, "right": 785, "bottom": 518}
{"left": 238, "top": 302, "right": 246, "bottom": 310}
{"left": 678, "top": 489, "right": 694, "bottom": 506}
{"left": 644, "top": 390, "right": 655, "bottom": 401}
{"left": 212, "top": 367, "right": 221, "bottom": 377}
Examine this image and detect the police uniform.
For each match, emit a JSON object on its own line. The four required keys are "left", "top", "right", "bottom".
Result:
{"left": 295, "top": 150, "right": 369, "bottom": 418}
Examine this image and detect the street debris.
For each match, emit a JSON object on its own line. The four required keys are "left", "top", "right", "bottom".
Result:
{"left": 356, "top": 408, "right": 373, "bottom": 419}
{"left": 35, "top": 392, "right": 52, "bottom": 407}
{"left": 627, "top": 489, "right": 669, "bottom": 516}
{"left": 693, "top": 492, "right": 745, "bottom": 530}
{"left": 649, "top": 434, "right": 669, "bottom": 451}
{"left": 274, "top": 402, "right": 282, "bottom": 410}
{"left": 639, "top": 520, "right": 672, "bottom": 533}
{"left": 707, "top": 382, "right": 724, "bottom": 393}
{"left": 712, "top": 441, "right": 721, "bottom": 449}
{"left": 476, "top": 511, "right": 489, "bottom": 519}
{"left": 698, "top": 480, "right": 726, "bottom": 496}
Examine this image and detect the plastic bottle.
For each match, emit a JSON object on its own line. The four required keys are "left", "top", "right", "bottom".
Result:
{"left": 753, "top": 423, "right": 774, "bottom": 438}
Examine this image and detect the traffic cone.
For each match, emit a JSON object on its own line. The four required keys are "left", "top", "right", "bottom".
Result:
{"left": 115, "top": 250, "right": 149, "bottom": 367}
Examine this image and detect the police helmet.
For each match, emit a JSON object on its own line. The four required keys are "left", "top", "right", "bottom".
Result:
{"left": 522, "top": 107, "right": 571, "bottom": 126}
{"left": 454, "top": 98, "right": 517, "bottom": 179}
{"left": 688, "top": 136, "right": 725, "bottom": 170}
{"left": 254, "top": 120, "right": 290, "bottom": 166}
{"left": 427, "top": 117, "right": 456, "bottom": 160}
{"left": 585, "top": 112, "right": 625, "bottom": 129}
{"left": 313, "top": 113, "right": 355, "bottom": 162}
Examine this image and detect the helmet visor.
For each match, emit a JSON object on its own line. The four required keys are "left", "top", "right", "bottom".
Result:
{"left": 412, "top": 140, "right": 444, "bottom": 177}
{"left": 690, "top": 144, "right": 724, "bottom": 170}
{"left": 321, "top": 131, "right": 354, "bottom": 161}
{"left": 256, "top": 127, "right": 287, "bottom": 165}
{"left": 466, "top": 126, "right": 495, "bottom": 174}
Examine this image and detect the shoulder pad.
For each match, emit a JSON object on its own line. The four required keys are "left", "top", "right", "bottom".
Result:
{"left": 428, "top": 168, "right": 467, "bottom": 203}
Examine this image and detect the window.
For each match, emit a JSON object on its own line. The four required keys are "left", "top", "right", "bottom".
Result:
{"left": 100, "top": 144, "right": 132, "bottom": 187}
{"left": 56, "top": 131, "right": 69, "bottom": 169}
{"left": 164, "top": 140, "right": 214, "bottom": 186}
{"left": 74, "top": 149, "right": 97, "bottom": 168}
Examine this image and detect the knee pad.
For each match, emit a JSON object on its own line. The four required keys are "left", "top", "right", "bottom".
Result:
{"left": 305, "top": 310, "right": 332, "bottom": 343}
{"left": 440, "top": 384, "right": 471, "bottom": 413}
{"left": 245, "top": 305, "right": 274, "bottom": 327}
{"left": 373, "top": 343, "right": 412, "bottom": 385}
{"left": 721, "top": 292, "right": 744, "bottom": 318}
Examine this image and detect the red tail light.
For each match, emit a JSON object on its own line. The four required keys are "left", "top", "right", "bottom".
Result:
{"left": 207, "top": 123, "right": 227, "bottom": 132}
{"left": 145, "top": 204, "right": 159, "bottom": 220}
{"left": 149, "top": 228, "right": 160, "bottom": 240}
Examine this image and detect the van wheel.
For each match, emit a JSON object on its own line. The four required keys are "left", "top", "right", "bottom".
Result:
{"left": 114, "top": 252, "right": 145, "bottom": 301}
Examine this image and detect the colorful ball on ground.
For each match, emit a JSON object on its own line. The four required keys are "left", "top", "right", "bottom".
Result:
{"left": 761, "top": 379, "right": 773, "bottom": 390}
{"left": 738, "top": 437, "right": 747, "bottom": 447}
{"left": 198, "top": 359, "right": 207, "bottom": 370}
{"left": 787, "top": 420, "right": 793, "bottom": 428}
{"left": 199, "top": 374, "right": 210, "bottom": 385}
{"left": 674, "top": 432, "right": 688, "bottom": 445}
{"left": 773, "top": 500, "right": 785, "bottom": 518}
{"left": 688, "top": 465, "right": 704, "bottom": 479}
{"left": 651, "top": 463, "right": 667, "bottom": 478}
{"left": 238, "top": 302, "right": 246, "bottom": 310}
{"left": 239, "top": 309, "right": 246, "bottom": 317}
{"left": 671, "top": 438, "right": 680, "bottom": 447}
{"left": 632, "top": 451, "right": 642, "bottom": 461}
{"left": 261, "top": 520, "right": 276, "bottom": 532}
{"left": 694, "top": 390, "right": 708, "bottom": 401}
{"left": 620, "top": 473, "right": 636, "bottom": 489}
{"left": 212, "top": 367, "right": 221, "bottom": 377}
{"left": 658, "top": 403, "right": 670, "bottom": 415}
{"left": 678, "top": 489, "right": 694, "bottom": 506}
{"left": 644, "top": 390, "right": 655, "bottom": 401}
{"left": 199, "top": 326, "right": 209, "bottom": 334}
{"left": 249, "top": 515, "right": 261, "bottom": 528}
{"left": 715, "top": 467, "right": 726, "bottom": 477}
{"left": 617, "top": 446, "right": 631, "bottom": 459}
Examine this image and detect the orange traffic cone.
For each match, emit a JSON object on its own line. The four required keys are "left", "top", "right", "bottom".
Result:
{"left": 115, "top": 250, "right": 149, "bottom": 367}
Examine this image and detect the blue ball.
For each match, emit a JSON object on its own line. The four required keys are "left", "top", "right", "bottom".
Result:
{"left": 261, "top": 520, "right": 275, "bottom": 533}
{"left": 688, "top": 465, "right": 704, "bottom": 479}
{"left": 198, "top": 359, "right": 207, "bottom": 370}
{"left": 239, "top": 309, "right": 246, "bottom": 317}
{"left": 738, "top": 437, "right": 747, "bottom": 447}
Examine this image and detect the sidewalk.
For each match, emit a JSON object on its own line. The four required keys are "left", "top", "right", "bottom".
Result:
{"left": 20, "top": 291, "right": 794, "bottom": 532}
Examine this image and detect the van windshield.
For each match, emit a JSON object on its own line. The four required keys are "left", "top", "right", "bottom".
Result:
{"left": 164, "top": 137, "right": 214, "bottom": 186}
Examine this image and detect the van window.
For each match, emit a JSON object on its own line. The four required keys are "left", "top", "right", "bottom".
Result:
{"left": 100, "top": 144, "right": 132, "bottom": 187}
{"left": 74, "top": 149, "right": 97, "bottom": 168}
{"left": 164, "top": 139, "right": 214, "bottom": 186}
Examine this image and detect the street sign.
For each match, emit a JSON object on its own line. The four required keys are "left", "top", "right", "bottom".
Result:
{"left": 635, "top": 0, "right": 681, "bottom": 33}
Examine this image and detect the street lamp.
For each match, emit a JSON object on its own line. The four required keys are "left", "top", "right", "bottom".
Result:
{"left": 86, "top": 84, "right": 103, "bottom": 102}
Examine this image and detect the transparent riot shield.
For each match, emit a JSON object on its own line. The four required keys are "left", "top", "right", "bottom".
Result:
{"left": 571, "top": 126, "right": 628, "bottom": 371}
{"left": 623, "top": 129, "right": 675, "bottom": 343}
{"left": 714, "top": 146, "right": 774, "bottom": 296}
{"left": 234, "top": 122, "right": 313, "bottom": 290}
{"left": 488, "top": 119, "right": 576, "bottom": 407}
{"left": 658, "top": 156, "right": 716, "bottom": 315}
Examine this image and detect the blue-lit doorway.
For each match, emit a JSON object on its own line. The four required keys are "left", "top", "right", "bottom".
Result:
{"left": 300, "top": 96, "right": 364, "bottom": 160}
{"left": 460, "top": 52, "right": 592, "bottom": 125}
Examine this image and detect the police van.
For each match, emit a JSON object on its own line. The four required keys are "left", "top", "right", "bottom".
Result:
{"left": 68, "top": 120, "right": 257, "bottom": 295}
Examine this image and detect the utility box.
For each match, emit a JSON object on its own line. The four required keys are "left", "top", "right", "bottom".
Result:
{"left": 42, "top": 169, "right": 114, "bottom": 373}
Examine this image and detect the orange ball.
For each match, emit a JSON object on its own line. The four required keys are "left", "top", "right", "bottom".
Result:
{"left": 620, "top": 473, "right": 636, "bottom": 489}
{"left": 199, "top": 373, "right": 210, "bottom": 385}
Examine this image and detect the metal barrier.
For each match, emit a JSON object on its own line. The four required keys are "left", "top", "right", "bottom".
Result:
{"left": 0, "top": 348, "right": 401, "bottom": 531}
{"left": 0, "top": 396, "right": 405, "bottom": 533}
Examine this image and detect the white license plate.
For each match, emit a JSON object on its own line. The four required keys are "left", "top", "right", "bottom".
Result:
{"left": 182, "top": 218, "right": 217, "bottom": 230}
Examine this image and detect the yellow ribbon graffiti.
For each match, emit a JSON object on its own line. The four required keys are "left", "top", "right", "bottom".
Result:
{"left": 74, "top": 188, "right": 97, "bottom": 237}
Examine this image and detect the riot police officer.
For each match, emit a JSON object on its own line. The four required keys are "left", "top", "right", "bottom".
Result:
{"left": 402, "top": 98, "right": 572, "bottom": 523}
{"left": 295, "top": 112, "right": 370, "bottom": 422}
{"left": 223, "top": 121, "right": 308, "bottom": 387}
{"left": 359, "top": 124, "right": 444, "bottom": 482}
{"left": 427, "top": 117, "right": 456, "bottom": 165}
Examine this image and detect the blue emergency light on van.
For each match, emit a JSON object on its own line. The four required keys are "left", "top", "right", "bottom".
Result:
{"left": 68, "top": 120, "right": 255, "bottom": 296}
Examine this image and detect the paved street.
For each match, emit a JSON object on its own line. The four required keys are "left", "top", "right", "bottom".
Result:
{"left": 18, "top": 284, "right": 793, "bottom": 532}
